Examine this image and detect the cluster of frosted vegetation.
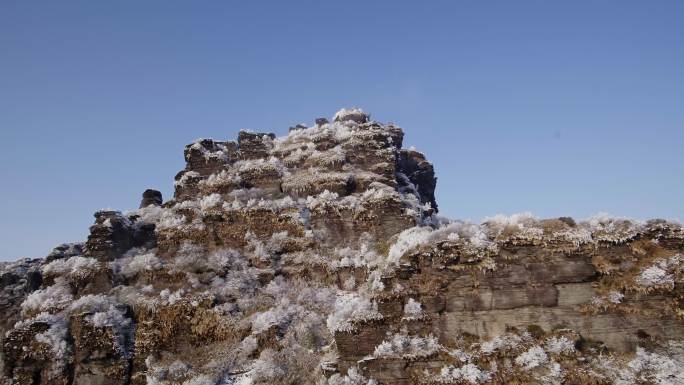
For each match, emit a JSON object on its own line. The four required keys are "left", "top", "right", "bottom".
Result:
{"left": 400, "top": 327, "right": 684, "bottom": 385}
{"left": 370, "top": 332, "right": 441, "bottom": 359}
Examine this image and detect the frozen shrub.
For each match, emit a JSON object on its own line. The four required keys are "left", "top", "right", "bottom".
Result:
{"left": 388, "top": 221, "right": 497, "bottom": 266}
{"left": 581, "top": 213, "right": 643, "bottom": 243}
{"left": 608, "top": 291, "right": 625, "bottom": 304}
{"left": 171, "top": 242, "right": 209, "bottom": 272}
{"left": 112, "top": 250, "right": 163, "bottom": 277}
{"left": 89, "top": 305, "right": 130, "bottom": 328}
{"left": 515, "top": 345, "right": 548, "bottom": 370}
{"left": 21, "top": 279, "right": 73, "bottom": 314}
{"left": 202, "top": 170, "right": 241, "bottom": 188}
{"left": 480, "top": 332, "right": 527, "bottom": 355}
{"left": 208, "top": 248, "right": 243, "bottom": 270}
{"left": 200, "top": 193, "right": 223, "bottom": 211}
{"left": 387, "top": 226, "right": 433, "bottom": 264}
{"left": 591, "top": 290, "right": 625, "bottom": 309}
{"left": 335, "top": 240, "right": 383, "bottom": 269}
{"left": 181, "top": 375, "right": 216, "bottom": 385}
{"left": 635, "top": 255, "right": 680, "bottom": 289}
{"left": 325, "top": 366, "right": 377, "bottom": 385}
{"left": 306, "top": 190, "right": 340, "bottom": 211}
{"left": 175, "top": 170, "right": 201, "bottom": 187}
{"left": 372, "top": 333, "right": 441, "bottom": 359}
{"left": 626, "top": 347, "right": 684, "bottom": 385}
{"left": 251, "top": 304, "right": 296, "bottom": 333}
{"left": 160, "top": 289, "right": 185, "bottom": 304}
{"left": 69, "top": 294, "right": 118, "bottom": 313}
{"left": 545, "top": 336, "right": 575, "bottom": 355}
{"left": 42, "top": 256, "right": 100, "bottom": 279}
{"left": 483, "top": 212, "right": 543, "bottom": 241}
{"left": 637, "top": 266, "right": 673, "bottom": 287}
{"left": 33, "top": 314, "right": 71, "bottom": 371}
{"left": 88, "top": 304, "right": 133, "bottom": 357}
{"left": 136, "top": 204, "right": 164, "bottom": 224}
{"left": 156, "top": 210, "right": 188, "bottom": 230}
{"left": 307, "top": 146, "right": 346, "bottom": 166}
{"left": 245, "top": 231, "right": 290, "bottom": 261}
{"left": 326, "top": 293, "right": 382, "bottom": 332}
{"left": 436, "top": 363, "right": 491, "bottom": 384}
{"left": 209, "top": 267, "right": 260, "bottom": 304}
{"left": 402, "top": 298, "right": 424, "bottom": 320}
{"left": 189, "top": 139, "right": 232, "bottom": 161}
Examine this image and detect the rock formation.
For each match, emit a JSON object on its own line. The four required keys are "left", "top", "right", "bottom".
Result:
{"left": 1, "top": 108, "right": 683, "bottom": 385}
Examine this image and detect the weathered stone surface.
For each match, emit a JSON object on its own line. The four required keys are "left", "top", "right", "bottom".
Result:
{"left": 84, "top": 210, "right": 156, "bottom": 262}
{"left": 398, "top": 149, "right": 438, "bottom": 212}
{"left": 238, "top": 131, "right": 276, "bottom": 160}
{"left": 139, "top": 189, "right": 163, "bottom": 208}
{"left": 2, "top": 109, "right": 683, "bottom": 385}
{"left": 71, "top": 311, "right": 132, "bottom": 385}
{"left": 440, "top": 307, "right": 684, "bottom": 352}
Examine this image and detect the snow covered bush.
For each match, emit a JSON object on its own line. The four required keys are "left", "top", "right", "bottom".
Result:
{"left": 635, "top": 255, "right": 680, "bottom": 289}
{"left": 483, "top": 212, "right": 543, "bottom": 241}
{"left": 480, "top": 332, "right": 528, "bottom": 355}
{"left": 156, "top": 211, "right": 188, "bottom": 230}
{"left": 591, "top": 290, "right": 625, "bottom": 309}
{"left": 201, "top": 169, "right": 241, "bottom": 188}
{"left": 170, "top": 242, "right": 217, "bottom": 273}
{"left": 581, "top": 213, "right": 643, "bottom": 243}
{"left": 160, "top": 288, "right": 185, "bottom": 305}
{"left": 174, "top": 170, "right": 201, "bottom": 187}
{"left": 626, "top": 346, "right": 684, "bottom": 385}
{"left": 387, "top": 226, "right": 433, "bottom": 264}
{"left": 188, "top": 139, "right": 233, "bottom": 162}
{"left": 21, "top": 279, "right": 73, "bottom": 315}
{"left": 199, "top": 193, "right": 223, "bottom": 212}
{"left": 435, "top": 364, "right": 491, "bottom": 384}
{"left": 402, "top": 298, "right": 424, "bottom": 320}
{"left": 388, "top": 221, "right": 498, "bottom": 266}
{"left": 180, "top": 374, "right": 216, "bottom": 385}
{"left": 111, "top": 250, "right": 163, "bottom": 277}
{"left": 335, "top": 240, "right": 383, "bottom": 269}
{"left": 371, "top": 333, "right": 441, "bottom": 359}
{"left": 515, "top": 345, "right": 548, "bottom": 370}
{"left": 88, "top": 304, "right": 133, "bottom": 357}
{"left": 42, "top": 256, "right": 100, "bottom": 278}
{"left": 325, "top": 366, "right": 377, "bottom": 385}
{"left": 33, "top": 313, "right": 70, "bottom": 369}
{"left": 333, "top": 107, "right": 368, "bottom": 123}
{"left": 544, "top": 336, "right": 575, "bottom": 355}
{"left": 326, "top": 293, "right": 382, "bottom": 332}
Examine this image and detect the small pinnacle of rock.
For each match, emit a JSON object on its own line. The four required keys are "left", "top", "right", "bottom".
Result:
{"left": 140, "top": 189, "right": 163, "bottom": 208}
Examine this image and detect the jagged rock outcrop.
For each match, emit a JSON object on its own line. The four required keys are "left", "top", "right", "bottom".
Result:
{"left": 1, "top": 108, "right": 683, "bottom": 385}
{"left": 139, "top": 190, "right": 163, "bottom": 209}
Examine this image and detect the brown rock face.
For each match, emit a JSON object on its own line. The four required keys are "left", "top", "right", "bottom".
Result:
{"left": 140, "top": 190, "right": 163, "bottom": 209}
{"left": 1, "top": 109, "right": 683, "bottom": 385}
{"left": 84, "top": 210, "right": 156, "bottom": 262}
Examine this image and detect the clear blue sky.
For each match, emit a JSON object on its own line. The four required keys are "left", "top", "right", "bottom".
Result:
{"left": 1, "top": 1, "right": 683, "bottom": 260}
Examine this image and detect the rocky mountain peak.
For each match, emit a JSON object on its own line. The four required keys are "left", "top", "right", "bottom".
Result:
{"left": 1, "top": 109, "right": 683, "bottom": 385}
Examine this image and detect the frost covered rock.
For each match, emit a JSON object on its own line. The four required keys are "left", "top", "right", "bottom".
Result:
{"left": 2, "top": 109, "right": 684, "bottom": 385}
{"left": 84, "top": 210, "right": 156, "bottom": 261}
{"left": 238, "top": 130, "right": 276, "bottom": 160}
{"left": 333, "top": 108, "right": 368, "bottom": 124}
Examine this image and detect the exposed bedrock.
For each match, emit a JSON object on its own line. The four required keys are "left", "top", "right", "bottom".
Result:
{"left": 1, "top": 109, "right": 683, "bottom": 385}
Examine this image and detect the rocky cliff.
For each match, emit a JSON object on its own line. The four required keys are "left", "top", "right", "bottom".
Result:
{"left": 1, "top": 109, "right": 683, "bottom": 385}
